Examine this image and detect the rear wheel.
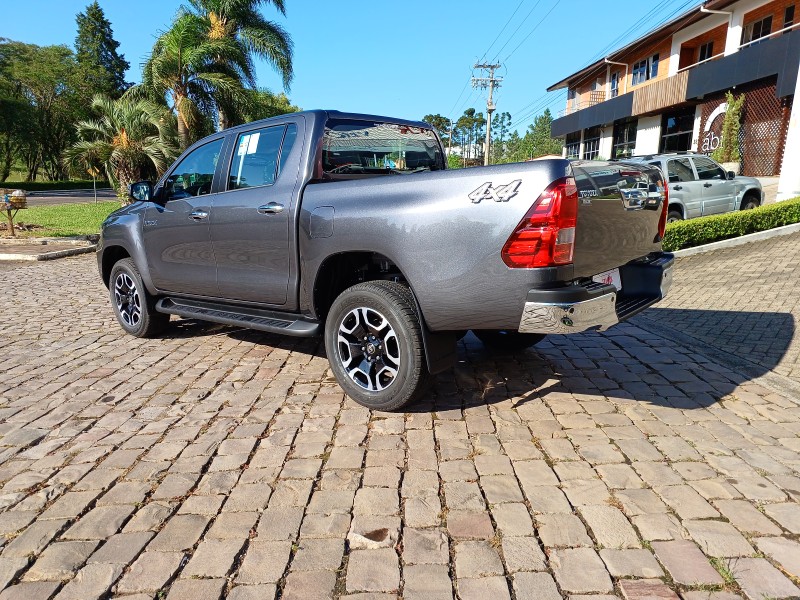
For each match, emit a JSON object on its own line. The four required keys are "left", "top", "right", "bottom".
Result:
{"left": 667, "top": 210, "right": 683, "bottom": 224}
{"left": 473, "top": 330, "right": 545, "bottom": 352}
{"left": 741, "top": 194, "right": 760, "bottom": 211}
{"left": 109, "top": 258, "right": 169, "bottom": 337}
{"left": 324, "top": 281, "right": 430, "bottom": 411}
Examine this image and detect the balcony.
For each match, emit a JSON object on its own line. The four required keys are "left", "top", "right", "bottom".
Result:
{"left": 560, "top": 91, "right": 606, "bottom": 117}
{"left": 631, "top": 70, "right": 689, "bottom": 116}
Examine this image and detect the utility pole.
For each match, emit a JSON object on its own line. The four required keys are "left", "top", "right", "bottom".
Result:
{"left": 472, "top": 63, "right": 502, "bottom": 166}
{"left": 447, "top": 119, "right": 454, "bottom": 157}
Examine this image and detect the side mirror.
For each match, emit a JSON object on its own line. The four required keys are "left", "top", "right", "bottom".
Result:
{"left": 128, "top": 181, "right": 153, "bottom": 202}
{"left": 727, "top": 171, "right": 736, "bottom": 180}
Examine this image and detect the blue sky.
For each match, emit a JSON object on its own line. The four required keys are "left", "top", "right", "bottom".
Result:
{"left": 4, "top": 0, "right": 702, "bottom": 133}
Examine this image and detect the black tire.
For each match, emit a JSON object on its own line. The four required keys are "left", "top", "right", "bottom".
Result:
{"left": 741, "top": 193, "right": 760, "bottom": 211}
{"left": 667, "top": 210, "right": 683, "bottom": 224}
{"left": 473, "top": 330, "right": 545, "bottom": 352}
{"left": 324, "top": 281, "right": 430, "bottom": 411}
{"left": 109, "top": 258, "right": 169, "bottom": 338}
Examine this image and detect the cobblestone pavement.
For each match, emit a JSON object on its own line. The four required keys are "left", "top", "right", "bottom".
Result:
{"left": 1, "top": 255, "right": 800, "bottom": 600}
{"left": 639, "top": 232, "right": 800, "bottom": 381}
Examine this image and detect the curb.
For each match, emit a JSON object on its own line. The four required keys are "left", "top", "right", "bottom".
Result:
{"left": 671, "top": 222, "right": 800, "bottom": 257}
{"left": 0, "top": 245, "right": 97, "bottom": 262}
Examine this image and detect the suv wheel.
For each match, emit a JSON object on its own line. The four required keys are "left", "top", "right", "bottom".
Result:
{"left": 667, "top": 210, "right": 683, "bottom": 224}
{"left": 325, "top": 281, "right": 430, "bottom": 411}
{"left": 741, "top": 194, "right": 760, "bottom": 211}
{"left": 109, "top": 258, "right": 169, "bottom": 337}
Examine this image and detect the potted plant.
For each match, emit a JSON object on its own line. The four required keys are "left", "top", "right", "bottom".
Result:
{"left": 711, "top": 90, "right": 745, "bottom": 174}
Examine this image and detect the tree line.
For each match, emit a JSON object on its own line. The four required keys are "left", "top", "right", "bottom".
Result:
{"left": 0, "top": 0, "right": 299, "bottom": 195}
{"left": 423, "top": 108, "right": 563, "bottom": 166}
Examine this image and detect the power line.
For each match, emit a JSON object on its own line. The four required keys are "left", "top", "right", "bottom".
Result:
{"left": 504, "top": 0, "right": 562, "bottom": 62}
{"left": 491, "top": 0, "right": 543, "bottom": 61}
{"left": 478, "top": 0, "right": 526, "bottom": 64}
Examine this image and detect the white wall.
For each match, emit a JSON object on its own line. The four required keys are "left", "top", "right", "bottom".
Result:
{"left": 599, "top": 125, "right": 614, "bottom": 159}
{"left": 777, "top": 66, "right": 800, "bottom": 200}
{"left": 691, "top": 105, "right": 704, "bottom": 151}
{"left": 634, "top": 116, "right": 662, "bottom": 155}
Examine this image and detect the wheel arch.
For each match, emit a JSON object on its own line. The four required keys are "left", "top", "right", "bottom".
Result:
{"left": 668, "top": 202, "right": 684, "bottom": 218}
{"left": 740, "top": 188, "right": 761, "bottom": 210}
{"left": 101, "top": 245, "right": 131, "bottom": 288}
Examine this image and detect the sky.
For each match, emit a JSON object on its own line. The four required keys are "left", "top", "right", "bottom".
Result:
{"left": 3, "top": 0, "right": 703, "bottom": 134}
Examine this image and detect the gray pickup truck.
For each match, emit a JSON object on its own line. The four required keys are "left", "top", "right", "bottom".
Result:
{"left": 98, "top": 110, "right": 674, "bottom": 410}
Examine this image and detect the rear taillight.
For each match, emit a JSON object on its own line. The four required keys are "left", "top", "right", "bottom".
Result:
{"left": 658, "top": 183, "right": 669, "bottom": 239}
{"left": 501, "top": 176, "right": 578, "bottom": 268}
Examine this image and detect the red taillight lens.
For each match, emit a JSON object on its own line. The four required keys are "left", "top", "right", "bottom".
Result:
{"left": 501, "top": 176, "right": 578, "bottom": 268}
{"left": 658, "top": 182, "right": 669, "bottom": 239}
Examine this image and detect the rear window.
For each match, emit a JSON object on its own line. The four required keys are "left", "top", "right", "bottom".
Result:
{"left": 320, "top": 119, "right": 444, "bottom": 180}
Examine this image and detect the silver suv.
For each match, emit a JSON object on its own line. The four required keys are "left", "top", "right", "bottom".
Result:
{"left": 628, "top": 153, "right": 763, "bottom": 223}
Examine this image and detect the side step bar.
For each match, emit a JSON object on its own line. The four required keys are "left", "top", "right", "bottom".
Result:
{"left": 156, "top": 297, "right": 321, "bottom": 337}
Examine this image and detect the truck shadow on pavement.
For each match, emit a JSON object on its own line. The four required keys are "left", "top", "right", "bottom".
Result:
{"left": 164, "top": 307, "right": 795, "bottom": 412}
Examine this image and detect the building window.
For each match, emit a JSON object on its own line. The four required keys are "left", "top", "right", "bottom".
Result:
{"left": 582, "top": 126, "right": 602, "bottom": 160}
{"left": 741, "top": 15, "right": 773, "bottom": 45}
{"left": 612, "top": 119, "right": 638, "bottom": 159}
{"left": 610, "top": 72, "right": 619, "bottom": 98}
{"left": 659, "top": 110, "right": 695, "bottom": 153}
{"left": 632, "top": 53, "right": 659, "bottom": 86}
{"left": 698, "top": 41, "right": 714, "bottom": 62}
{"left": 785, "top": 6, "right": 795, "bottom": 30}
{"left": 565, "top": 132, "right": 580, "bottom": 159}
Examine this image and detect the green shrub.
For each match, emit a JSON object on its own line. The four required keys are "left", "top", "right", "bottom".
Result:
{"left": 662, "top": 197, "right": 800, "bottom": 252}
{"left": 0, "top": 180, "right": 111, "bottom": 192}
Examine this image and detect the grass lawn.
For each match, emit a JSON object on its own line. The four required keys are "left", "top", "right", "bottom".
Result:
{"left": 8, "top": 201, "right": 121, "bottom": 238}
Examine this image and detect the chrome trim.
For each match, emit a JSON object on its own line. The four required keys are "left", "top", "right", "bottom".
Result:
{"left": 518, "top": 293, "right": 619, "bottom": 334}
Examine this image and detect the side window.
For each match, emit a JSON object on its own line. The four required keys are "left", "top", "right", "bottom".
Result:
{"left": 667, "top": 158, "right": 695, "bottom": 182}
{"left": 163, "top": 138, "right": 224, "bottom": 201}
{"left": 693, "top": 157, "right": 725, "bottom": 180}
{"left": 277, "top": 123, "right": 298, "bottom": 178}
{"left": 229, "top": 125, "right": 286, "bottom": 190}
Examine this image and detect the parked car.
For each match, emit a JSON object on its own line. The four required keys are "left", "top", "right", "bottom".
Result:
{"left": 627, "top": 152, "right": 763, "bottom": 223}
{"left": 98, "top": 110, "right": 674, "bottom": 411}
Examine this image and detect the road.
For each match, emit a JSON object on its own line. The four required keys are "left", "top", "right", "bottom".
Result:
{"left": 0, "top": 246, "right": 798, "bottom": 599}
{"left": 24, "top": 188, "right": 116, "bottom": 206}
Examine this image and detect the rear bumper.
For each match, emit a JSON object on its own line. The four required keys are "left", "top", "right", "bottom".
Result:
{"left": 518, "top": 253, "right": 674, "bottom": 334}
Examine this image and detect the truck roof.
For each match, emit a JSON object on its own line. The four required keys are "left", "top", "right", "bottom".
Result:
{"left": 224, "top": 109, "right": 432, "bottom": 135}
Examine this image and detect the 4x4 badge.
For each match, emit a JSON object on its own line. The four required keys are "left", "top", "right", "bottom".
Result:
{"left": 468, "top": 179, "right": 521, "bottom": 203}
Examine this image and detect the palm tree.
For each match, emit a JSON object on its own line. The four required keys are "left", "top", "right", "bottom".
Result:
{"left": 137, "top": 13, "right": 253, "bottom": 149}
{"left": 186, "top": 0, "right": 293, "bottom": 129}
{"left": 64, "top": 94, "right": 178, "bottom": 199}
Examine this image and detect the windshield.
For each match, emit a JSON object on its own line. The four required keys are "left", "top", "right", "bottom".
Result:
{"left": 321, "top": 119, "right": 444, "bottom": 180}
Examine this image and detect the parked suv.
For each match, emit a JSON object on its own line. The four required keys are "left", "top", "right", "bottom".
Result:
{"left": 628, "top": 153, "right": 763, "bottom": 223}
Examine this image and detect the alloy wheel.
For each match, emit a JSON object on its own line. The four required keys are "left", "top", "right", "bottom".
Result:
{"left": 337, "top": 307, "right": 400, "bottom": 391}
{"left": 114, "top": 272, "right": 142, "bottom": 328}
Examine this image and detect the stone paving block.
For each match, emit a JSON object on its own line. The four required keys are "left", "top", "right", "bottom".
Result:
{"left": 282, "top": 570, "right": 337, "bottom": 600}
{"left": 651, "top": 540, "right": 724, "bottom": 586}
{"left": 491, "top": 502, "right": 534, "bottom": 537}
{"left": 443, "top": 481, "right": 485, "bottom": 512}
{"left": 536, "top": 513, "right": 592, "bottom": 548}
{"left": 524, "top": 485, "right": 572, "bottom": 514}
{"left": 55, "top": 563, "right": 124, "bottom": 600}
{"left": 617, "top": 578, "right": 679, "bottom": 600}
{"left": 578, "top": 504, "right": 640, "bottom": 548}
{"left": 306, "top": 489, "right": 355, "bottom": 515}
{"left": 147, "top": 513, "right": 210, "bottom": 552}
{"left": 682, "top": 519, "right": 754, "bottom": 557}
{"left": 561, "top": 479, "right": 611, "bottom": 506}
{"left": 599, "top": 548, "right": 664, "bottom": 578}
{"left": 228, "top": 584, "right": 278, "bottom": 600}
{"left": 0, "top": 558, "right": 28, "bottom": 590}
{"left": 480, "top": 474, "right": 524, "bottom": 504}
{"left": 513, "top": 572, "right": 561, "bottom": 600}
{"left": 236, "top": 540, "right": 292, "bottom": 584}
{"left": 402, "top": 470, "right": 439, "bottom": 498}
{"left": 345, "top": 548, "right": 400, "bottom": 593}
{"left": 291, "top": 537, "right": 344, "bottom": 571}
{"left": 731, "top": 557, "right": 800, "bottom": 600}
{"left": 63, "top": 505, "right": 135, "bottom": 540}
{"left": 513, "top": 460, "right": 559, "bottom": 488}
{"left": 354, "top": 487, "right": 398, "bottom": 516}
{"left": 502, "top": 536, "right": 547, "bottom": 572}
{"left": 362, "top": 466, "right": 400, "bottom": 488}
{"left": 166, "top": 578, "right": 226, "bottom": 600}
{"left": 256, "top": 506, "right": 304, "bottom": 540}
{"left": 680, "top": 593, "right": 742, "bottom": 600}
{"left": 403, "top": 564, "right": 452, "bottom": 600}
{"left": 631, "top": 513, "right": 687, "bottom": 541}
{"left": 403, "top": 495, "right": 441, "bottom": 528}
{"left": 754, "top": 536, "right": 800, "bottom": 578}
{"left": 654, "top": 485, "right": 719, "bottom": 520}
{"left": 763, "top": 502, "right": 800, "bottom": 533}
{"left": 224, "top": 483, "right": 272, "bottom": 512}
{"left": 2, "top": 519, "right": 68, "bottom": 557}
{"left": 446, "top": 510, "right": 493, "bottom": 539}
{"left": 182, "top": 538, "right": 244, "bottom": 578}
{"left": 87, "top": 531, "right": 153, "bottom": 565}
{"left": 549, "top": 548, "right": 613, "bottom": 594}
{"left": 457, "top": 576, "right": 511, "bottom": 600}
{"left": 39, "top": 491, "right": 99, "bottom": 520}
{"left": 300, "top": 512, "right": 351, "bottom": 539}
{"left": 0, "top": 581, "right": 60, "bottom": 600}
{"left": 24, "top": 540, "right": 97, "bottom": 581}
{"left": 207, "top": 512, "right": 259, "bottom": 540}
{"left": 177, "top": 493, "right": 224, "bottom": 515}
{"left": 454, "top": 541, "right": 504, "bottom": 578}
{"left": 402, "top": 527, "right": 448, "bottom": 564}
{"left": 115, "top": 551, "right": 184, "bottom": 594}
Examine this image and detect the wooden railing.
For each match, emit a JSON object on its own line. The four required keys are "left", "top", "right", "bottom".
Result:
{"left": 560, "top": 91, "right": 607, "bottom": 117}
{"left": 631, "top": 70, "right": 689, "bottom": 116}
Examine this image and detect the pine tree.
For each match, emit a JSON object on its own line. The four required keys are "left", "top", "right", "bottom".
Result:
{"left": 75, "top": 2, "right": 130, "bottom": 97}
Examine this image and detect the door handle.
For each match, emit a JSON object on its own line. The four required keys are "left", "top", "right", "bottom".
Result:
{"left": 673, "top": 185, "right": 682, "bottom": 191}
{"left": 258, "top": 202, "right": 284, "bottom": 214}
{"left": 703, "top": 183, "right": 712, "bottom": 188}
{"left": 189, "top": 209, "right": 209, "bottom": 220}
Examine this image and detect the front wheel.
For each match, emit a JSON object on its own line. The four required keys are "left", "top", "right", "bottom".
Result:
{"left": 741, "top": 194, "right": 760, "bottom": 211}
{"left": 473, "top": 330, "right": 545, "bottom": 352}
{"left": 109, "top": 258, "right": 169, "bottom": 338}
{"left": 324, "top": 281, "right": 430, "bottom": 411}
{"left": 667, "top": 210, "right": 683, "bottom": 224}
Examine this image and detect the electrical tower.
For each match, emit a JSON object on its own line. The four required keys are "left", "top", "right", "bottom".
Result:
{"left": 472, "top": 63, "right": 502, "bottom": 166}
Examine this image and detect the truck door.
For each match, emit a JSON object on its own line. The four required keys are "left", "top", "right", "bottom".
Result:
{"left": 664, "top": 158, "right": 703, "bottom": 219}
{"left": 210, "top": 122, "right": 299, "bottom": 305}
{"left": 693, "top": 156, "right": 735, "bottom": 216}
{"left": 143, "top": 138, "right": 224, "bottom": 297}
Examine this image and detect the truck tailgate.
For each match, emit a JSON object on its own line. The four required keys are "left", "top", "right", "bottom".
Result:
{"left": 571, "top": 161, "right": 666, "bottom": 279}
